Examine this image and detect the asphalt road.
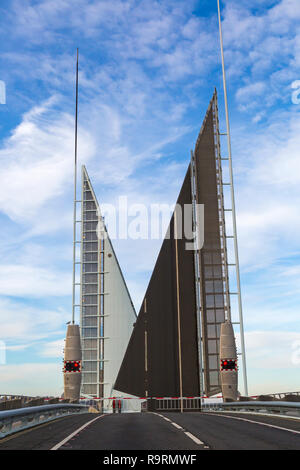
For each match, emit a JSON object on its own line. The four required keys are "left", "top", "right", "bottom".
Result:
{"left": 0, "top": 413, "right": 98, "bottom": 450}
{"left": 0, "top": 411, "right": 299, "bottom": 450}
{"left": 161, "top": 411, "right": 300, "bottom": 450}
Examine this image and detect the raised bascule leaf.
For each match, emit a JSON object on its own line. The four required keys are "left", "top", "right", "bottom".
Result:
{"left": 115, "top": 91, "right": 229, "bottom": 398}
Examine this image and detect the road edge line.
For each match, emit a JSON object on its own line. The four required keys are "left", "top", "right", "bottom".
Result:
{"left": 50, "top": 414, "right": 105, "bottom": 450}
{"left": 201, "top": 412, "right": 300, "bottom": 435}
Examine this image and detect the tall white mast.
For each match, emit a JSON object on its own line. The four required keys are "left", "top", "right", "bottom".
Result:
{"left": 217, "top": 0, "right": 248, "bottom": 396}
{"left": 72, "top": 48, "right": 79, "bottom": 325}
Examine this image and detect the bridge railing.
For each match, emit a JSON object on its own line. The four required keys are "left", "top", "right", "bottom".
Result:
{"left": 202, "top": 401, "right": 300, "bottom": 418}
{"left": 250, "top": 391, "right": 300, "bottom": 400}
{"left": 0, "top": 403, "right": 89, "bottom": 438}
{"left": 155, "top": 397, "right": 202, "bottom": 412}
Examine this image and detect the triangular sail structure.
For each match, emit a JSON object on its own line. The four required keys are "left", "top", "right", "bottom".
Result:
{"left": 115, "top": 91, "right": 230, "bottom": 398}
{"left": 80, "top": 166, "right": 137, "bottom": 399}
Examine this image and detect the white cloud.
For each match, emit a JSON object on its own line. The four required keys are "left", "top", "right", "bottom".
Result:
{"left": 281, "top": 265, "right": 300, "bottom": 278}
{"left": 5, "top": 344, "right": 33, "bottom": 352}
{"left": 0, "top": 96, "right": 95, "bottom": 223}
{"left": 0, "top": 298, "right": 68, "bottom": 342}
{"left": 41, "top": 339, "right": 64, "bottom": 358}
{"left": 223, "top": 4, "right": 265, "bottom": 49}
{"left": 249, "top": 117, "right": 300, "bottom": 187}
{"left": 0, "top": 362, "right": 63, "bottom": 396}
{"left": 269, "top": 0, "right": 300, "bottom": 24}
{"left": 243, "top": 330, "right": 300, "bottom": 365}
{"left": 231, "top": 110, "right": 300, "bottom": 270}
{"left": 236, "top": 82, "right": 267, "bottom": 104}
{"left": 235, "top": 330, "right": 300, "bottom": 395}
{"left": 221, "top": 0, "right": 300, "bottom": 114}
{"left": 0, "top": 265, "right": 71, "bottom": 298}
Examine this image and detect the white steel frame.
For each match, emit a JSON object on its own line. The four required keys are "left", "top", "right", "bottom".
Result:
{"left": 217, "top": 0, "right": 248, "bottom": 396}
{"left": 80, "top": 167, "right": 107, "bottom": 399}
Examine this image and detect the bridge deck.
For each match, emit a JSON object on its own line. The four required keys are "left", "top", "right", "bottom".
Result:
{"left": 0, "top": 411, "right": 299, "bottom": 450}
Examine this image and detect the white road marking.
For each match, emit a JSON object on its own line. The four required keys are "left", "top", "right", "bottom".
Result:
{"left": 50, "top": 414, "right": 105, "bottom": 450}
{"left": 203, "top": 412, "right": 300, "bottom": 435}
{"left": 171, "top": 422, "right": 183, "bottom": 429}
{"left": 184, "top": 432, "right": 204, "bottom": 445}
{"left": 153, "top": 412, "right": 207, "bottom": 447}
{"left": 153, "top": 413, "right": 171, "bottom": 422}
{"left": 209, "top": 410, "right": 300, "bottom": 422}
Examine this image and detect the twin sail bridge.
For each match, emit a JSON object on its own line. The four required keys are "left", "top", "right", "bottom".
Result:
{"left": 64, "top": 90, "right": 247, "bottom": 407}
{"left": 63, "top": 2, "right": 247, "bottom": 407}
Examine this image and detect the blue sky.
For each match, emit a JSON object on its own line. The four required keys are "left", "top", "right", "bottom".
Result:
{"left": 0, "top": 0, "right": 299, "bottom": 397}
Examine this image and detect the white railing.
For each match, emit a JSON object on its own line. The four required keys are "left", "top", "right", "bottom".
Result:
{"left": 155, "top": 397, "right": 202, "bottom": 411}
{"left": 0, "top": 403, "right": 89, "bottom": 438}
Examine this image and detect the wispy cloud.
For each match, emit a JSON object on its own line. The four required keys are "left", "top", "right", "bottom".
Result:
{"left": 0, "top": 265, "right": 71, "bottom": 298}
{"left": 40, "top": 339, "right": 64, "bottom": 358}
{"left": 0, "top": 362, "right": 63, "bottom": 396}
{"left": 0, "top": 96, "right": 93, "bottom": 223}
{"left": 222, "top": 0, "right": 300, "bottom": 115}
{"left": 233, "top": 110, "right": 300, "bottom": 270}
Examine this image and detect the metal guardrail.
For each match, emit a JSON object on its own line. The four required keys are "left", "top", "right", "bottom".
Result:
{"left": 251, "top": 391, "right": 300, "bottom": 400}
{"left": 155, "top": 398, "right": 202, "bottom": 412}
{"left": 0, "top": 403, "right": 89, "bottom": 438}
{"left": 202, "top": 401, "right": 300, "bottom": 418}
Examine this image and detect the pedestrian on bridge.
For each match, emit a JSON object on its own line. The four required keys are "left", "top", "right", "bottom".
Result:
{"left": 118, "top": 399, "right": 122, "bottom": 414}
{"left": 112, "top": 398, "right": 116, "bottom": 413}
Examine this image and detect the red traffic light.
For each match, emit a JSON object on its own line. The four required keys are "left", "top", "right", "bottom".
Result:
{"left": 64, "top": 360, "right": 81, "bottom": 373}
{"left": 221, "top": 359, "right": 236, "bottom": 371}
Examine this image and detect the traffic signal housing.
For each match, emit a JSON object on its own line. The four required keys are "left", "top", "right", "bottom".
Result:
{"left": 221, "top": 359, "right": 237, "bottom": 371}
{"left": 64, "top": 360, "right": 81, "bottom": 373}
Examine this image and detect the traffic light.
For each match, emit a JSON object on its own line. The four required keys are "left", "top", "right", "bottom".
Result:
{"left": 221, "top": 359, "right": 237, "bottom": 371}
{"left": 64, "top": 360, "right": 81, "bottom": 372}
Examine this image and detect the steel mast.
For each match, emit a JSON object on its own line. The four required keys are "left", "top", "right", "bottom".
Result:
{"left": 72, "top": 48, "right": 79, "bottom": 325}
{"left": 63, "top": 49, "right": 82, "bottom": 402}
{"left": 217, "top": 0, "right": 248, "bottom": 397}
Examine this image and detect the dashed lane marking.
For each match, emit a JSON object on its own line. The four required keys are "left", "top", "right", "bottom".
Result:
{"left": 153, "top": 412, "right": 208, "bottom": 448}
{"left": 171, "top": 422, "right": 183, "bottom": 430}
{"left": 184, "top": 432, "right": 204, "bottom": 445}
{"left": 155, "top": 413, "right": 171, "bottom": 422}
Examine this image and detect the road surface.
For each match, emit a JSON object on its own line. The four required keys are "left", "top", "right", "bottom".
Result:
{"left": 0, "top": 411, "right": 299, "bottom": 450}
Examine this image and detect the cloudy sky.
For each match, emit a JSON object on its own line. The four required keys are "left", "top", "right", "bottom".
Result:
{"left": 0, "top": 0, "right": 299, "bottom": 397}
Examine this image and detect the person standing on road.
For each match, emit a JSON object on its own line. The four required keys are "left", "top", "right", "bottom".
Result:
{"left": 118, "top": 399, "right": 122, "bottom": 414}
{"left": 112, "top": 398, "right": 116, "bottom": 413}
